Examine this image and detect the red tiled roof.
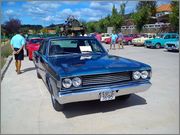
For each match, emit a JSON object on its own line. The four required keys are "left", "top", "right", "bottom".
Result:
{"left": 156, "top": 4, "right": 172, "bottom": 12}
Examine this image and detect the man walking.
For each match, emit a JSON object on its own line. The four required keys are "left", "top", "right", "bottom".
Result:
{"left": 118, "top": 31, "right": 124, "bottom": 49}
{"left": 10, "top": 30, "right": 26, "bottom": 74}
{"left": 110, "top": 31, "right": 118, "bottom": 50}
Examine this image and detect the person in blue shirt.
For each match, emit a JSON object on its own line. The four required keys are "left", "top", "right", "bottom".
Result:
{"left": 110, "top": 31, "right": 118, "bottom": 50}
{"left": 10, "top": 30, "right": 26, "bottom": 74}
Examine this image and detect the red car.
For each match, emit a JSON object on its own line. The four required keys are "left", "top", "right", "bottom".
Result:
{"left": 25, "top": 38, "right": 43, "bottom": 60}
{"left": 104, "top": 37, "right": 118, "bottom": 44}
{"left": 123, "top": 34, "right": 140, "bottom": 45}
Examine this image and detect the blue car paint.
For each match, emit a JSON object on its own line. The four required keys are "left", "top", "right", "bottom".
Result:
{"left": 144, "top": 33, "right": 179, "bottom": 48}
{"left": 33, "top": 36, "right": 152, "bottom": 106}
{"left": 47, "top": 53, "right": 151, "bottom": 78}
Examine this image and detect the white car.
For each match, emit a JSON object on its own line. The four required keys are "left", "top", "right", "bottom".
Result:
{"left": 132, "top": 33, "right": 156, "bottom": 46}
{"left": 101, "top": 33, "right": 111, "bottom": 42}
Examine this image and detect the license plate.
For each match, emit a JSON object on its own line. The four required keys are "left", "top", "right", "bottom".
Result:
{"left": 100, "top": 91, "right": 115, "bottom": 101}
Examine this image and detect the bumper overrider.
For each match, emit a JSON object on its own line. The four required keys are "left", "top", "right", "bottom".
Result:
{"left": 57, "top": 80, "right": 151, "bottom": 104}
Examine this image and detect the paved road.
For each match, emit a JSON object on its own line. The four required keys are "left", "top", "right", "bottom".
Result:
{"left": 1, "top": 44, "right": 179, "bottom": 134}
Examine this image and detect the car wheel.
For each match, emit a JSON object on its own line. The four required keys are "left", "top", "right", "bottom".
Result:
{"left": 47, "top": 81, "right": 64, "bottom": 111}
{"left": 51, "top": 94, "right": 64, "bottom": 111}
{"left": 155, "top": 43, "right": 161, "bottom": 49}
{"left": 128, "top": 41, "right": 131, "bottom": 45}
{"left": 119, "top": 94, "right": 131, "bottom": 100}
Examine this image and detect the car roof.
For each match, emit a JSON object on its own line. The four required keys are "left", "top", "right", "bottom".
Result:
{"left": 45, "top": 36, "right": 96, "bottom": 41}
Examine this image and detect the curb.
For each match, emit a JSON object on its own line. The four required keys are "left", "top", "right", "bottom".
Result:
{"left": 1, "top": 55, "right": 13, "bottom": 80}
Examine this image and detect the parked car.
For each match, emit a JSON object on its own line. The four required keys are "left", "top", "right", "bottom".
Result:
{"left": 132, "top": 33, "right": 156, "bottom": 46}
{"left": 104, "top": 36, "right": 118, "bottom": 44}
{"left": 165, "top": 41, "right": 179, "bottom": 52}
{"left": 33, "top": 36, "right": 152, "bottom": 111}
{"left": 25, "top": 38, "right": 44, "bottom": 60}
{"left": 123, "top": 34, "right": 139, "bottom": 45}
{"left": 144, "top": 33, "right": 179, "bottom": 48}
{"left": 101, "top": 33, "right": 111, "bottom": 42}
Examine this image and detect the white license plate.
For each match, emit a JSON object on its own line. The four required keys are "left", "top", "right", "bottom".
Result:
{"left": 100, "top": 91, "right": 115, "bottom": 101}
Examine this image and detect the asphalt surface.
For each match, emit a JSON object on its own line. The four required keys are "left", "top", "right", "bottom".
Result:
{"left": 1, "top": 44, "right": 179, "bottom": 134}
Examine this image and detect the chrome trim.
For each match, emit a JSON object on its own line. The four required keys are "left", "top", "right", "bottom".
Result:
{"left": 57, "top": 81, "right": 151, "bottom": 104}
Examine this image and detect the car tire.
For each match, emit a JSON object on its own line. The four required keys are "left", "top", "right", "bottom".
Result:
{"left": 51, "top": 94, "right": 64, "bottom": 112}
{"left": 119, "top": 94, "right": 131, "bottom": 100}
{"left": 155, "top": 43, "right": 161, "bottom": 49}
{"left": 47, "top": 80, "right": 64, "bottom": 111}
{"left": 128, "top": 41, "right": 131, "bottom": 45}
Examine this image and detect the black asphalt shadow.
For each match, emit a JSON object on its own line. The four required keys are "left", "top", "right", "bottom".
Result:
{"left": 61, "top": 94, "right": 147, "bottom": 118}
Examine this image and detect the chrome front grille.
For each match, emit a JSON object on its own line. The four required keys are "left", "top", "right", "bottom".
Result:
{"left": 82, "top": 72, "right": 131, "bottom": 86}
{"left": 167, "top": 44, "right": 175, "bottom": 47}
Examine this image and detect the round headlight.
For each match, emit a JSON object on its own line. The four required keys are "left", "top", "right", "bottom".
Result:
{"left": 141, "top": 71, "right": 148, "bottom": 79}
{"left": 62, "top": 78, "right": 72, "bottom": 88}
{"left": 72, "top": 77, "right": 82, "bottom": 87}
{"left": 133, "top": 71, "right": 141, "bottom": 80}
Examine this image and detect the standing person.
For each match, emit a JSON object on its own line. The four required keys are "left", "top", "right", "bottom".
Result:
{"left": 110, "top": 31, "right": 118, "bottom": 50}
{"left": 95, "top": 32, "right": 102, "bottom": 42}
{"left": 118, "top": 31, "right": 124, "bottom": 49}
{"left": 10, "top": 30, "right": 26, "bottom": 74}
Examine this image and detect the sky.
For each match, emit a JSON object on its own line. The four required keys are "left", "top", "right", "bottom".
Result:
{"left": 1, "top": 0, "right": 171, "bottom": 26}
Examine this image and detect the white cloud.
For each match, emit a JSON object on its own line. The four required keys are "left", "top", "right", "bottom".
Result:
{"left": 5, "top": 9, "right": 14, "bottom": 15}
{"left": 7, "top": 2, "right": 15, "bottom": 5}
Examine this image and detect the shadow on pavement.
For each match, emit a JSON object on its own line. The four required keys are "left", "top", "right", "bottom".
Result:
{"left": 62, "top": 94, "right": 147, "bottom": 118}
{"left": 22, "top": 67, "right": 36, "bottom": 73}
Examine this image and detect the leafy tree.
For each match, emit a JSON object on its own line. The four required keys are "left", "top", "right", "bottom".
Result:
{"left": 136, "top": 1, "right": 157, "bottom": 16}
{"left": 132, "top": 1, "right": 157, "bottom": 33}
{"left": 55, "top": 26, "right": 60, "bottom": 34}
{"left": 4, "top": 18, "right": 21, "bottom": 37}
{"left": 169, "top": 1, "right": 179, "bottom": 32}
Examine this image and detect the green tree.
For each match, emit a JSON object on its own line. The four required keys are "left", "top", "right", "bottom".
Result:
{"left": 111, "top": 4, "right": 123, "bottom": 31}
{"left": 136, "top": 1, "right": 157, "bottom": 16}
{"left": 132, "top": 1, "right": 157, "bottom": 33}
{"left": 169, "top": 1, "right": 179, "bottom": 32}
{"left": 55, "top": 26, "right": 60, "bottom": 34}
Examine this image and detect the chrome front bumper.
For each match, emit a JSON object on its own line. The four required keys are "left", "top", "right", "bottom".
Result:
{"left": 57, "top": 81, "right": 152, "bottom": 104}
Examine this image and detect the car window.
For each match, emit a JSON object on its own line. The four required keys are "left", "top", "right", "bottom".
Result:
{"left": 172, "top": 34, "right": 177, "bottom": 39}
{"left": 38, "top": 40, "right": 46, "bottom": 55}
{"left": 164, "top": 35, "right": 170, "bottom": 39}
{"left": 49, "top": 38, "right": 105, "bottom": 56}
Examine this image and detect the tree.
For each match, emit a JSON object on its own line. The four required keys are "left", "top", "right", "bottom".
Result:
{"left": 111, "top": 4, "right": 123, "bottom": 31}
{"left": 112, "top": 4, "right": 118, "bottom": 16}
{"left": 169, "top": 1, "right": 179, "bottom": 32}
{"left": 132, "top": 1, "right": 157, "bottom": 33}
{"left": 4, "top": 18, "right": 21, "bottom": 37}
{"left": 136, "top": 1, "right": 157, "bottom": 16}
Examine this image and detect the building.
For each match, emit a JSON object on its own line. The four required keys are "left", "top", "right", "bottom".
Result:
{"left": 156, "top": 4, "right": 172, "bottom": 23}
{"left": 121, "top": 4, "right": 172, "bottom": 34}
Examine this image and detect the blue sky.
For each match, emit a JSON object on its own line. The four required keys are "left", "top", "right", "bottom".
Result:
{"left": 2, "top": 0, "right": 171, "bottom": 26}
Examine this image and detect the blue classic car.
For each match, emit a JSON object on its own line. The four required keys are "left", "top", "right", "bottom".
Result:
{"left": 144, "top": 33, "right": 179, "bottom": 48}
{"left": 165, "top": 40, "right": 179, "bottom": 51}
{"left": 33, "top": 36, "right": 152, "bottom": 111}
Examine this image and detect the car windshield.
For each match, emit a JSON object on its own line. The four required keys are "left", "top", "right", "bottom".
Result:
{"left": 30, "top": 39, "right": 43, "bottom": 44}
{"left": 156, "top": 34, "right": 164, "bottom": 38}
{"left": 49, "top": 38, "right": 106, "bottom": 56}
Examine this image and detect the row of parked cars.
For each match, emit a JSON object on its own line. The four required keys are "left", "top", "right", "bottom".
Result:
{"left": 101, "top": 32, "right": 179, "bottom": 52}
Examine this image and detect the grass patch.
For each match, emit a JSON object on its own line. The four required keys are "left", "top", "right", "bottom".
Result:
{"left": 1, "top": 41, "right": 12, "bottom": 69}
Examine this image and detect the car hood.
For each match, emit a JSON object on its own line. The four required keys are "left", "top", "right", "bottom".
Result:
{"left": 48, "top": 54, "right": 151, "bottom": 77}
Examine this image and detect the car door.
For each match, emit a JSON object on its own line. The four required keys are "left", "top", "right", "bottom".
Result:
{"left": 163, "top": 34, "right": 171, "bottom": 46}
{"left": 36, "top": 40, "right": 48, "bottom": 81}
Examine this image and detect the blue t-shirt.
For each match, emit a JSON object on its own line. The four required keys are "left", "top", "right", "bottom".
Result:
{"left": 10, "top": 34, "right": 26, "bottom": 49}
{"left": 111, "top": 34, "right": 118, "bottom": 42}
